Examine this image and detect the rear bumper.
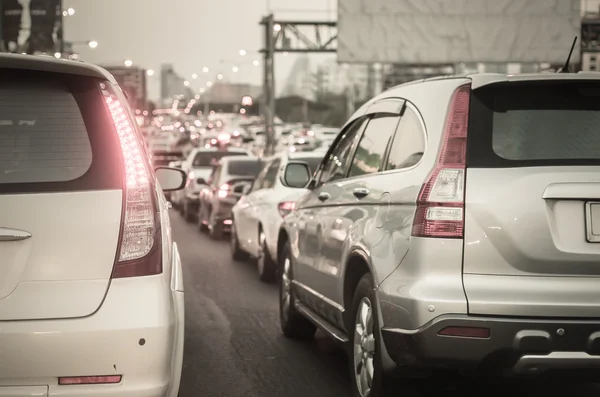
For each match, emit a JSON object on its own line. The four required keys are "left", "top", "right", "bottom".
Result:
{"left": 0, "top": 276, "right": 183, "bottom": 397}
{"left": 381, "top": 314, "right": 600, "bottom": 375}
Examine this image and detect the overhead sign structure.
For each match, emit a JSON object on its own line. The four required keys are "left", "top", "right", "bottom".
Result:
{"left": 337, "top": 0, "right": 581, "bottom": 64}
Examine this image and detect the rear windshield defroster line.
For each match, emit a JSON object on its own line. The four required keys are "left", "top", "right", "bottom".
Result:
{"left": 0, "top": 69, "right": 122, "bottom": 194}
{"left": 468, "top": 80, "right": 600, "bottom": 168}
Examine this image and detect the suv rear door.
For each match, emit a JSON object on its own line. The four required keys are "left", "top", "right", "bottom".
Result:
{"left": 0, "top": 68, "right": 123, "bottom": 320}
{"left": 464, "top": 79, "right": 600, "bottom": 318}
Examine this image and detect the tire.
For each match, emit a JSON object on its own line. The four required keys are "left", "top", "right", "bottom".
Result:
{"left": 257, "top": 228, "right": 277, "bottom": 283}
{"left": 230, "top": 221, "right": 249, "bottom": 261}
{"left": 198, "top": 205, "right": 208, "bottom": 232}
{"left": 183, "top": 201, "right": 196, "bottom": 223}
{"left": 209, "top": 212, "right": 223, "bottom": 240}
{"left": 349, "top": 274, "right": 397, "bottom": 397}
{"left": 278, "top": 241, "right": 316, "bottom": 340}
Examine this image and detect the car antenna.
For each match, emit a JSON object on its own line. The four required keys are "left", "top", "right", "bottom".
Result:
{"left": 558, "top": 36, "right": 578, "bottom": 73}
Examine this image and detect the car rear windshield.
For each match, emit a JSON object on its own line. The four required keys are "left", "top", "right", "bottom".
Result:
{"left": 227, "top": 159, "right": 262, "bottom": 176}
{"left": 0, "top": 69, "right": 121, "bottom": 194}
{"left": 192, "top": 151, "right": 246, "bottom": 167}
{"left": 296, "top": 156, "right": 323, "bottom": 174}
{"left": 468, "top": 81, "right": 600, "bottom": 167}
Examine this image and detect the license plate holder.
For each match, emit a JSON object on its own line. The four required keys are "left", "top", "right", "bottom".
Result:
{"left": 585, "top": 202, "right": 600, "bottom": 242}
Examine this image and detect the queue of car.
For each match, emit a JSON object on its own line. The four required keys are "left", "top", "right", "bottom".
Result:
{"left": 170, "top": 71, "right": 600, "bottom": 396}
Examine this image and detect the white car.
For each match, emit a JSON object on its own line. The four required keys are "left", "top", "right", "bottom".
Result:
{"left": 230, "top": 152, "right": 324, "bottom": 281}
{"left": 0, "top": 54, "right": 186, "bottom": 397}
{"left": 172, "top": 147, "right": 250, "bottom": 221}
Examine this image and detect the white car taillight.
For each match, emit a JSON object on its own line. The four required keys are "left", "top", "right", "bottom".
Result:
{"left": 412, "top": 83, "right": 470, "bottom": 239}
{"left": 99, "top": 82, "right": 161, "bottom": 278}
{"left": 218, "top": 183, "right": 230, "bottom": 199}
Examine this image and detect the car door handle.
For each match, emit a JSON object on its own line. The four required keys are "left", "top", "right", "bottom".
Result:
{"left": 0, "top": 227, "right": 32, "bottom": 242}
{"left": 353, "top": 188, "right": 370, "bottom": 198}
{"left": 318, "top": 192, "right": 331, "bottom": 202}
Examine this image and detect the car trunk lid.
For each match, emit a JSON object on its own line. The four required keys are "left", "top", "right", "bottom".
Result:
{"left": 0, "top": 69, "right": 123, "bottom": 320}
{"left": 463, "top": 79, "right": 600, "bottom": 317}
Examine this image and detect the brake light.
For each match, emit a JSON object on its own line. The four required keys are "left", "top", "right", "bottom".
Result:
{"left": 100, "top": 82, "right": 162, "bottom": 278}
{"left": 278, "top": 201, "right": 296, "bottom": 217}
{"left": 186, "top": 171, "right": 195, "bottom": 187}
{"left": 218, "top": 183, "right": 230, "bottom": 198}
{"left": 412, "top": 83, "right": 470, "bottom": 238}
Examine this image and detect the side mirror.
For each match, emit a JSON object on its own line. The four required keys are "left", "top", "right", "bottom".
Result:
{"left": 155, "top": 167, "right": 186, "bottom": 191}
{"left": 281, "top": 161, "right": 312, "bottom": 189}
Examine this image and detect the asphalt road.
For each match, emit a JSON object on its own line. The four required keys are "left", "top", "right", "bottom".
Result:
{"left": 171, "top": 212, "right": 600, "bottom": 397}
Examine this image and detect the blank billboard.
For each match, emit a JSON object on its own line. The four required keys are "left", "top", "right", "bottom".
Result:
{"left": 338, "top": 0, "right": 581, "bottom": 64}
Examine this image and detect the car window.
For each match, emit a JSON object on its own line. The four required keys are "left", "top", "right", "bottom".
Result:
{"left": 192, "top": 151, "right": 246, "bottom": 167}
{"left": 319, "top": 118, "right": 367, "bottom": 185}
{"left": 262, "top": 159, "right": 281, "bottom": 189}
{"left": 468, "top": 81, "right": 600, "bottom": 167}
{"left": 0, "top": 71, "right": 121, "bottom": 192}
{"left": 385, "top": 107, "right": 425, "bottom": 170}
{"left": 348, "top": 115, "right": 398, "bottom": 177}
{"left": 228, "top": 159, "right": 263, "bottom": 177}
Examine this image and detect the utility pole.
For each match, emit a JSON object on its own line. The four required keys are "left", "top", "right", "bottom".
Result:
{"left": 262, "top": 14, "right": 276, "bottom": 156}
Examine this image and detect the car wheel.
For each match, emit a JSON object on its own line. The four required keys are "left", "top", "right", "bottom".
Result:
{"left": 279, "top": 241, "right": 316, "bottom": 340}
{"left": 209, "top": 212, "right": 223, "bottom": 240}
{"left": 230, "top": 222, "right": 249, "bottom": 261}
{"left": 349, "top": 274, "right": 396, "bottom": 397}
{"left": 183, "top": 202, "right": 196, "bottom": 223}
{"left": 257, "top": 228, "right": 277, "bottom": 283}
{"left": 198, "top": 205, "right": 208, "bottom": 232}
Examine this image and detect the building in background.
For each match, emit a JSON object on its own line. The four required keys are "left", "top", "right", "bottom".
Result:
{"left": 195, "top": 81, "right": 262, "bottom": 115}
{"left": 160, "top": 63, "right": 193, "bottom": 106}
{"left": 281, "top": 55, "right": 316, "bottom": 100}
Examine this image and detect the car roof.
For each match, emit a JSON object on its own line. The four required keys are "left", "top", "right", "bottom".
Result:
{"left": 0, "top": 53, "right": 118, "bottom": 84}
{"left": 191, "top": 147, "right": 249, "bottom": 154}
{"left": 382, "top": 71, "right": 600, "bottom": 94}
{"left": 219, "top": 155, "right": 260, "bottom": 165}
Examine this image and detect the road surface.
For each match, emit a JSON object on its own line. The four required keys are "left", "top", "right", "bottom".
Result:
{"left": 172, "top": 213, "right": 600, "bottom": 397}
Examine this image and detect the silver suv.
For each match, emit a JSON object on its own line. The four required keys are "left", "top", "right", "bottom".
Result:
{"left": 276, "top": 72, "right": 600, "bottom": 395}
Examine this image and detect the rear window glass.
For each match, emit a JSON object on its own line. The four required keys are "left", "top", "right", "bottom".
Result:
{"left": 0, "top": 70, "right": 121, "bottom": 193}
{"left": 227, "top": 159, "right": 262, "bottom": 176}
{"left": 193, "top": 151, "right": 246, "bottom": 167}
{"left": 0, "top": 80, "right": 92, "bottom": 184}
{"left": 297, "top": 156, "right": 323, "bottom": 174}
{"left": 468, "top": 81, "right": 600, "bottom": 167}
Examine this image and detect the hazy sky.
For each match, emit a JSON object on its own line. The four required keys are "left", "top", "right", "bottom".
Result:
{"left": 62, "top": 0, "right": 337, "bottom": 100}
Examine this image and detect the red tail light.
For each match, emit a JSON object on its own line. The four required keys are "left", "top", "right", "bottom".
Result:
{"left": 412, "top": 83, "right": 470, "bottom": 239}
{"left": 59, "top": 375, "right": 122, "bottom": 385}
{"left": 278, "top": 201, "right": 296, "bottom": 217}
{"left": 100, "top": 82, "right": 162, "bottom": 278}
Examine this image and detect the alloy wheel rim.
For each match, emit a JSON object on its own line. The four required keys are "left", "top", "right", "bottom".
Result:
{"left": 353, "top": 297, "right": 375, "bottom": 397}
{"left": 280, "top": 256, "right": 291, "bottom": 320}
